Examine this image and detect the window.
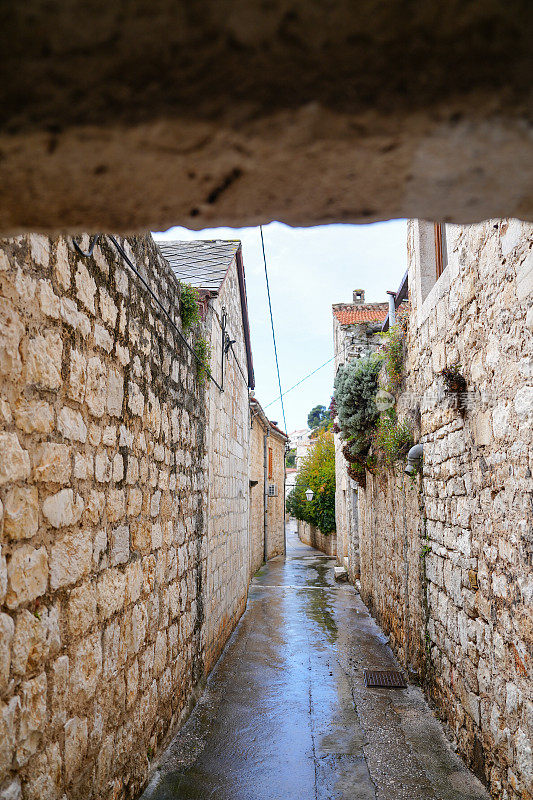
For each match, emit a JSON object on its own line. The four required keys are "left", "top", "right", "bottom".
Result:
{"left": 268, "top": 446, "right": 273, "bottom": 480}
{"left": 434, "top": 222, "right": 448, "bottom": 280}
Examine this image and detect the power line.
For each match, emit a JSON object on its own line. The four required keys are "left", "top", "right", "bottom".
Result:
{"left": 260, "top": 225, "right": 287, "bottom": 433}
{"left": 263, "top": 354, "right": 335, "bottom": 409}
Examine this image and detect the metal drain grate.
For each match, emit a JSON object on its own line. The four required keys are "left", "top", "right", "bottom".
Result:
{"left": 363, "top": 669, "right": 407, "bottom": 688}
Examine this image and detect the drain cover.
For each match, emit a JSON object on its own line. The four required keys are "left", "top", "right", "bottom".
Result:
{"left": 363, "top": 669, "right": 407, "bottom": 688}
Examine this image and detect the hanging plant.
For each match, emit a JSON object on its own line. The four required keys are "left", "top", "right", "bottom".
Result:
{"left": 440, "top": 364, "right": 467, "bottom": 412}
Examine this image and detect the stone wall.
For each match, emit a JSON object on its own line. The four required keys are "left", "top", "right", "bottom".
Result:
{"left": 0, "top": 232, "right": 210, "bottom": 800}
{"left": 357, "top": 219, "right": 533, "bottom": 799}
{"left": 249, "top": 402, "right": 287, "bottom": 575}
{"left": 297, "top": 521, "right": 337, "bottom": 558}
{"left": 202, "top": 258, "right": 251, "bottom": 672}
{"left": 332, "top": 309, "right": 385, "bottom": 572}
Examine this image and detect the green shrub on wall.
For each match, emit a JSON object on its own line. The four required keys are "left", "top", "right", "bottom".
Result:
{"left": 179, "top": 283, "right": 201, "bottom": 331}
{"left": 380, "top": 323, "right": 405, "bottom": 390}
{"left": 286, "top": 430, "right": 336, "bottom": 534}
{"left": 373, "top": 409, "right": 413, "bottom": 466}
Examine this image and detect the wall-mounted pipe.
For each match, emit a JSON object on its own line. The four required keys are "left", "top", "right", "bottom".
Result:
{"left": 386, "top": 291, "right": 396, "bottom": 327}
{"left": 405, "top": 443, "right": 423, "bottom": 475}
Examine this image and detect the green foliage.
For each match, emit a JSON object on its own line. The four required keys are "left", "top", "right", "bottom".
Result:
{"left": 195, "top": 337, "right": 211, "bottom": 385}
{"left": 373, "top": 410, "right": 413, "bottom": 466}
{"left": 179, "top": 282, "right": 201, "bottom": 331}
{"left": 334, "top": 356, "right": 382, "bottom": 456}
{"left": 285, "top": 448, "right": 296, "bottom": 468}
{"left": 286, "top": 430, "right": 336, "bottom": 534}
{"left": 307, "top": 404, "right": 330, "bottom": 430}
{"left": 380, "top": 324, "right": 405, "bottom": 390}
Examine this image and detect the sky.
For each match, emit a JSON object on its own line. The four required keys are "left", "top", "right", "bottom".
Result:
{"left": 153, "top": 221, "right": 407, "bottom": 433}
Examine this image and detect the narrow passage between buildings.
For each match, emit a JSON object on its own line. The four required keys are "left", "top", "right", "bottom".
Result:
{"left": 142, "top": 523, "right": 489, "bottom": 800}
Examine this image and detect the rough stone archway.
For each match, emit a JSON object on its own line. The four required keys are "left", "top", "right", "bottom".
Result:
{"left": 1, "top": 0, "right": 532, "bottom": 232}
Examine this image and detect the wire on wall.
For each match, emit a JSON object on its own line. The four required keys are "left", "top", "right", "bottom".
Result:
{"left": 260, "top": 226, "right": 287, "bottom": 433}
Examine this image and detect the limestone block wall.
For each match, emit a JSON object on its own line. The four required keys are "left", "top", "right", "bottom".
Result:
{"left": 203, "top": 261, "right": 251, "bottom": 672}
{"left": 0, "top": 233, "right": 208, "bottom": 799}
{"left": 297, "top": 521, "right": 337, "bottom": 558}
{"left": 333, "top": 317, "right": 383, "bottom": 570}
{"left": 357, "top": 220, "right": 533, "bottom": 799}
{"left": 248, "top": 417, "right": 287, "bottom": 576}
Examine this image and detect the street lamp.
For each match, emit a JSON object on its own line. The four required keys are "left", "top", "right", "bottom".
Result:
{"left": 305, "top": 488, "right": 314, "bottom": 502}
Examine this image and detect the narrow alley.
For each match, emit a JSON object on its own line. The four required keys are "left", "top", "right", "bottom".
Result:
{"left": 142, "top": 523, "right": 489, "bottom": 800}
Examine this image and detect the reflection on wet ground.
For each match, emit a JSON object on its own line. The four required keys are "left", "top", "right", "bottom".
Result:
{"left": 142, "top": 524, "right": 489, "bottom": 800}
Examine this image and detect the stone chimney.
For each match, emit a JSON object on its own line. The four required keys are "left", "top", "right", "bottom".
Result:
{"left": 353, "top": 289, "right": 365, "bottom": 304}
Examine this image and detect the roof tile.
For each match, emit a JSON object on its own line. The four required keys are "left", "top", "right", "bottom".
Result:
{"left": 332, "top": 303, "right": 389, "bottom": 325}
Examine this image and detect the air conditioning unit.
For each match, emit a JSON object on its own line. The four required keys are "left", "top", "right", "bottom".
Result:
{"left": 267, "top": 483, "right": 278, "bottom": 497}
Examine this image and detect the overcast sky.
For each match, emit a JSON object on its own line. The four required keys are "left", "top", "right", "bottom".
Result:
{"left": 153, "top": 221, "right": 407, "bottom": 433}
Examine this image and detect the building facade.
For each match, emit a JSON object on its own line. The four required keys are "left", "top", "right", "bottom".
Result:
{"left": 356, "top": 220, "right": 533, "bottom": 799}
{"left": 249, "top": 398, "right": 287, "bottom": 575}
{"left": 0, "top": 233, "right": 260, "bottom": 799}
{"left": 331, "top": 291, "right": 388, "bottom": 575}
{"left": 159, "top": 240, "right": 255, "bottom": 673}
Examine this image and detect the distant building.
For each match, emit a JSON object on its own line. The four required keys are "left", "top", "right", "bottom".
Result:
{"left": 331, "top": 290, "right": 388, "bottom": 574}
{"left": 249, "top": 397, "right": 288, "bottom": 573}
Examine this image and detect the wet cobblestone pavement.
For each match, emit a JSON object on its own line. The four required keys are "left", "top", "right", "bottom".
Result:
{"left": 142, "top": 526, "right": 489, "bottom": 800}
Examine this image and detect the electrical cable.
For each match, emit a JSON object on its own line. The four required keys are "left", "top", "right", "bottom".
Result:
{"left": 260, "top": 225, "right": 287, "bottom": 433}
{"left": 263, "top": 353, "right": 335, "bottom": 409}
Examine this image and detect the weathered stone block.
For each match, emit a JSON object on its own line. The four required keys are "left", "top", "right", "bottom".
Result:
{"left": 50, "top": 655, "right": 69, "bottom": 729}
{"left": 22, "top": 741, "right": 62, "bottom": 800}
{"left": 86, "top": 357, "right": 107, "bottom": 417}
{"left": 25, "top": 332, "right": 63, "bottom": 390}
{"left": 43, "top": 489, "right": 83, "bottom": 529}
{"left": 0, "top": 613, "right": 14, "bottom": 692}
{"left": 0, "top": 298, "right": 24, "bottom": 379}
{"left": 110, "top": 525, "right": 129, "bottom": 566}
{"left": 107, "top": 367, "right": 124, "bottom": 416}
{"left": 0, "top": 434, "right": 30, "bottom": 486}
{"left": 6, "top": 546, "right": 48, "bottom": 609}
{"left": 67, "top": 583, "right": 97, "bottom": 637}
{"left": 97, "top": 569, "right": 126, "bottom": 619}
{"left": 57, "top": 406, "right": 87, "bottom": 443}
{"left": 75, "top": 262, "right": 97, "bottom": 314}
{"left": 17, "top": 672, "right": 47, "bottom": 766}
{"left": 131, "top": 519, "right": 151, "bottom": 555}
{"left": 0, "top": 696, "right": 20, "bottom": 777}
{"left": 12, "top": 607, "right": 60, "bottom": 676}
{"left": 107, "top": 489, "right": 125, "bottom": 525}
{"left": 13, "top": 399, "right": 54, "bottom": 434}
{"left": 34, "top": 443, "right": 71, "bottom": 484}
{"left": 3, "top": 487, "right": 38, "bottom": 540}
{"left": 50, "top": 528, "right": 91, "bottom": 589}
{"left": 69, "top": 632, "right": 102, "bottom": 706}
{"left": 64, "top": 716, "right": 88, "bottom": 783}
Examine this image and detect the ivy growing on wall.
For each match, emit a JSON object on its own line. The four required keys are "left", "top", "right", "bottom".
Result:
{"left": 179, "top": 282, "right": 201, "bottom": 331}
{"left": 178, "top": 282, "right": 211, "bottom": 385}
{"left": 372, "top": 409, "right": 413, "bottom": 466}
{"left": 380, "top": 323, "right": 406, "bottom": 390}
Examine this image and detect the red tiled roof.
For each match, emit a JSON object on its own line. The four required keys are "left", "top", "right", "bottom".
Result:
{"left": 332, "top": 303, "right": 389, "bottom": 325}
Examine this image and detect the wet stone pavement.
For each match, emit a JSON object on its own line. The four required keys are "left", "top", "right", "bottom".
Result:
{"left": 142, "top": 526, "right": 489, "bottom": 800}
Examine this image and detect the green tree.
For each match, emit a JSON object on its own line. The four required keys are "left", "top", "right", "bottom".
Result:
{"left": 285, "top": 448, "right": 296, "bottom": 468}
{"left": 286, "top": 430, "right": 336, "bottom": 534}
{"left": 307, "top": 404, "right": 329, "bottom": 429}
